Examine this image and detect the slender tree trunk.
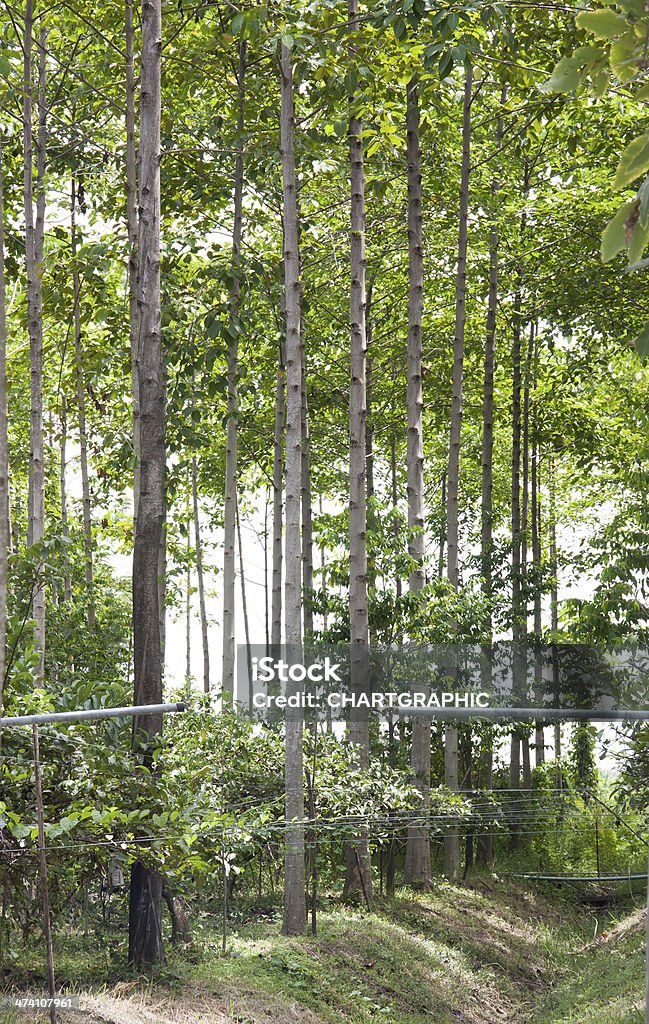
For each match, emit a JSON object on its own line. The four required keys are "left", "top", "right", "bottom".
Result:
{"left": 24, "top": 10, "right": 47, "bottom": 682}
{"left": 476, "top": 88, "right": 504, "bottom": 869}
{"left": 391, "top": 437, "right": 402, "bottom": 603}
{"left": 509, "top": 168, "right": 529, "bottom": 842}
{"left": 221, "top": 42, "right": 246, "bottom": 698}
{"left": 403, "top": 77, "right": 430, "bottom": 890}
{"left": 271, "top": 338, "right": 285, "bottom": 656}
{"left": 129, "top": 0, "right": 165, "bottom": 969}
{"left": 280, "top": 41, "right": 306, "bottom": 937}
{"left": 520, "top": 320, "right": 536, "bottom": 786}
{"left": 549, "top": 465, "right": 562, "bottom": 770}
{"left": 125, "top": 0, "right": 140, "bottom": 522}
{"left": 365, "top": 281, "right": 374, "bottom": 508}
{"left": 444, "top": 64, "right": 472, "bottom": 880}
{"left": 192, "top": 456, "right": 209, "bottom": 693}
{"left": 300, "top": 329, "right": 314, "bottom": 639}
{"left": 185, "top": 514, "right": 191, "bottom": 691}
{"left": 71, "top": 178, "right": 95, "bottom": 627}
{"left": 59, "top": 396, "right": 72, "bottom": 604}
{"left": 236, "top": 495, "right": 253, "bottom": 697}
{"left": 264, "top": 487, "right": 270, "bottom": 656}
{"left": 532, "top": 428, "right": 544, "bottom": 766}
{"left": 0, "top": 140, "right": 8, "bottom": 724}
{"left": 343, "top": 0, "right": 372, "bottom": 905}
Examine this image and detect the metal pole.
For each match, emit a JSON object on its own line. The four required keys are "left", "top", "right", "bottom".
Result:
{"left": 32, "top": 725, "right": 56, "bottom": 1024}
{"left": 0, "top": 701, "right": 185, "bottom": 728}
{"left": 394, "top": 707, "right": 649, "bottom": 723}
{"left": 0, "top": 702, "right": 185, "bottom": 1006}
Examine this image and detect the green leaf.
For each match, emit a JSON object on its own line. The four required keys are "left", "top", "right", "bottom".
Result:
{"left": 614, "top": 133, "right": 649, "bottom": 189}
{"left": 601, "top": 200, "right": 636, "bottom": 263}
{"left": 393, "top": 17, "right": 406, "bottom": 39}
{"left": 541, "top": 56, "right": 580, "bottom": 93}
{"left": 231, "top": 12, "right": 244, "bottom": 33}
{"left": 439, "top": 50, "right": 453, "bottom": 79}
{"left": 610, "top": 33, "right": 639, "bottom": 83}
{"left": 633, "top": 320, "right": 649, "bottom": 358}
{"left": 281, "top": 32, "right": 294, "bottom": 50}
{"left": 576, "top": 9, "right": 628, "bottom": 38}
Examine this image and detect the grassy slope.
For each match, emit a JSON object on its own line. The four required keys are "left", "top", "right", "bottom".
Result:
{"left": 1, "top": 881, "right": 645, "bottom": 1024}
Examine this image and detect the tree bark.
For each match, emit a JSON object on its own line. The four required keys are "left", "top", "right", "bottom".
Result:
{"left": 59, "top": 395, "right": 72, "bottom": 604}
{"left": 162, "top": 884, "right": 192, "bottom": 946}
{"left": 125, "top": 0, "right": 140, "bottom": 523}
{"left": 0, "top": 140, "right": 8, "bottom": 725}
{"left": 236, "top": 493, "right": 253, "bottom": 698}
{"left": 403, "top": 77, "right": 431, "bottom": 890}
{"left": 444, "top": 64, "right": 472, "bottom": 880}
{"left": 280, "top": 40, "right": 306, "bottom": 937}
{"left": 71, "top": 177, "right": 95, "bottom": 627}
{"left": 300, "top": 328, "right": 314, "bottom": 639}
{"left": 129, "top": 0, "right": 165, "bottom": 969}
{"left": 192, "top": 455, "right": 209, "bottom": 693}
{"left": 509, "top": 167, "right": 530, "bottom": 847}
{"left": 23, "top": 9, "right": 47, "bottom": 682}
{"left": 476, "top": 87, "right": 505, "bottom": 869}
{"left": 271, "top": 337, "right": 285, "bottom": 656}
{"left": 221, "top": 41, "right": 246, "bottom": 698}
{"left": 343, "top": 0, "right": 372, "bottom": 906}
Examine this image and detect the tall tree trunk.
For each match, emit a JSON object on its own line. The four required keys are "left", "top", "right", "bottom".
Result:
{"left": 444, "top": 64, "right": 472, "bottom": 880}
{"left": 71, "top": 177, "right": 95, "bottom": 627}
{"left": 24, "top": 10, "right": 47, "bottom": 682}
{"left": 271, "top": 337, "right": 285, "bottom": 656}
{"left": 391, "top": 436, "right": 402, "bottom": 603}
{"left": 509, "top": 167, "right": 529, "bottom": 842}
{"left": 549, "top": 464, "right": 562, "bottom": 770}
{"left": 476, "top": 87, "right": 504, "bottom": 869}
{"left": 221, "top": 41, "right": 246, "bottom": 698}
{"left": 59, "top": 396, "right": 72, "bottom": 604}
{"left": 343, "top": 0, "right": 372, "bottom": 906}
{"left": 300, "top": 329, "right": 314, "bottom": 639}
{"left": 532, "top": 417, "right": 544, "bottom": 766}
{"left": 236, "top": 494, "right": 253, "bottom": 697}
{"left": 264, "top": 487, "right": 270, "bottom": 656}
{"left": 280, "top": 41, "right": 306, "bottom": 937}
{"left": 125, "top": 0, "right": 140, "bottom": 523}
{"left": 0, "top": 140, "right": 8, "bottom": 724}
{"left": 403, "top": 77, "right": 431, "bottom": 890}
{"left": 129, "top": 0, "right": 165, "bottom": 969}
{"left": 185, "top": 509, "right": 191, "bottom": 691}
{"left": 192, "top": 455, "right": 209, "bottom": 693}
{"left": 365, "top": 280, "right": 374, "bottom": 508}
{"left": 520, "top": 321, "right": 536, "bottom": 787}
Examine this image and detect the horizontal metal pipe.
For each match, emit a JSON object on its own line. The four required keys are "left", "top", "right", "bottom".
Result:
{"left": 0, "top": 702, "right": 186, "bottom": 728}
{"left": 513, "top": 874, "right": 647, "bottom": 882}
{"left": 393, "top": 707, "right": 649, "bottom": 721}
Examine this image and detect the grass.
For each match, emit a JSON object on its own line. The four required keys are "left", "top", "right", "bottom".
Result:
{"left": 0, "top": 881, "right": 645, "bottom": 1023}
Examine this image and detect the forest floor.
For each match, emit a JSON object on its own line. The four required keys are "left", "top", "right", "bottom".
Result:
{"left": 1, "top": 879, "right": 645, "bottom": 1024}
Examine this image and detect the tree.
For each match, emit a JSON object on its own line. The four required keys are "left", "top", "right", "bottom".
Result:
{"left": 444, "top": 63, "right": 472, "bottom": 881}
{"left": 129, "top": 0, "right": 165, "bottom": 968}
{"left": 403, "top": 75, "right": 430, "bottom": 890}
{"left": 280, "top": 37, "right": 306, "bottom": 937}
{"left": 344, "top": 0, "right": 372, "bottom": 906}
{"left": 221, "top": 41, "right": 247, "bottom": 698}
